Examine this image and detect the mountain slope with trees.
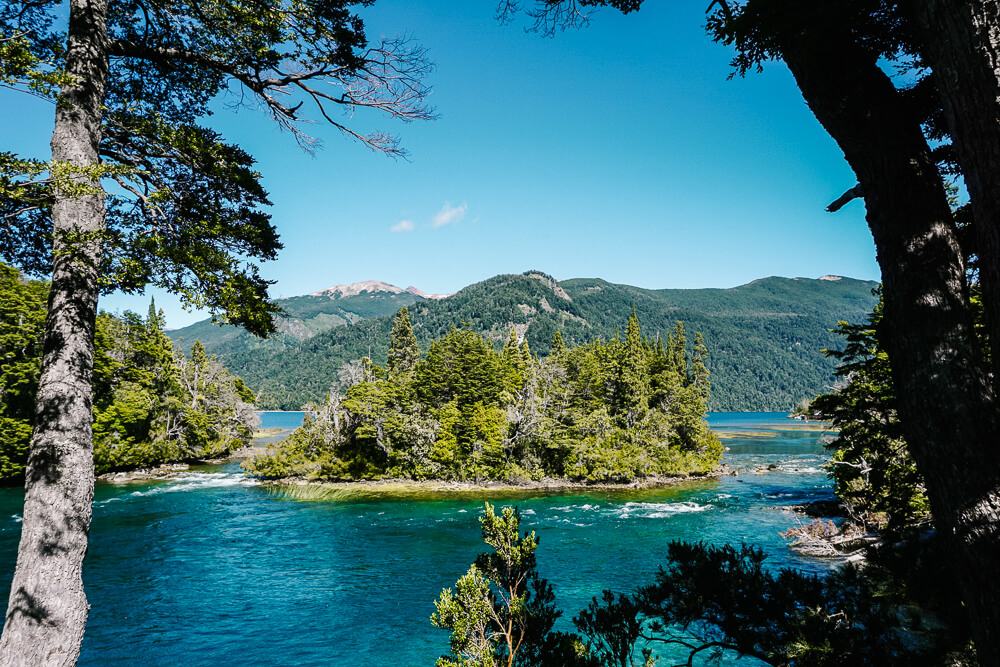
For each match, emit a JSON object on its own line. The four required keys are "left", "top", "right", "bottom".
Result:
{"left": 167, "top": 281, "right": 426, "bottom": 358}
{"left": 214, "top": 272, "right": 878, "bottom": 411}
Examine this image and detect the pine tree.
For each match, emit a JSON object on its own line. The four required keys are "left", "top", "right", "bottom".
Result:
{"left": 386, "top": 307, "right": 420, "bottom": 375}
{"left": 690, "top": 332, "right": 710, "bottom": 400}
{"left": 502, "top": 327, "right": 523, "bottom": 368}
{"left": 616, "top": 307, "right": 649, "bottom": 426}
{"left": 667, "top": 321, "right": 688, "bottom": 380}
{"left": 551, "top": 331, "right": 565, "bottom": 355}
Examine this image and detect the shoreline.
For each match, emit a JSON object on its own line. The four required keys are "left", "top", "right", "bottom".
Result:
{"left": 256, "top": 470, "right": 728, "bottom": 498}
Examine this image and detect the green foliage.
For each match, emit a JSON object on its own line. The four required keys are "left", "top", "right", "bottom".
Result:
{"left": 2, "top": 0, "right": 434, "bottom": 335}
{"left": 244, "top": 312, "right": 721, "bottom": 483}
{"left": 436, "top": 509, "right": 972, "bottom": 667}
{"left": 387, "top": 306, "right": 420, "bottom": 375}
{"left": 0, "top": 263, "right": 46, "bottom": 479}
{"left": 219, "top": 273, "right": 878, "bottom": 411}
{"left": 573, "top": 539, "right": 972, "bottom": 666}
{"left": 812, "top": 294, "right": 929, "bottom": 535}
{"left": 0, "top": 264, "right": 256, "bottom": 481}
{"left": 431, "top": 504, "right": 593, "bottom": 667}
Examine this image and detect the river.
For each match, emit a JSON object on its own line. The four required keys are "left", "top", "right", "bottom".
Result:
{"left": 0, "top": 413, "right": 838, "bottom": 665}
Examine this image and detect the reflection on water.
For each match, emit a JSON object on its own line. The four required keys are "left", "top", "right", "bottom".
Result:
{"left": 0, "top": 412, "right": 837, "bottom": 666}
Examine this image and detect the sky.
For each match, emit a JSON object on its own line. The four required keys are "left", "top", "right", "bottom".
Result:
{"left": 1, "top": 1, "right": 880, "bottom": 329}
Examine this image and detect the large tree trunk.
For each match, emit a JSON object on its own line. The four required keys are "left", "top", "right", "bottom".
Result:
{"left": 0, "top": 0, "right": 108, "bottom": 664}
{"left": 915, "top": 0, "right": 1000, "bottom": 392}
{"left": 775, "top": 7, "right": 1000, "bottom": 664}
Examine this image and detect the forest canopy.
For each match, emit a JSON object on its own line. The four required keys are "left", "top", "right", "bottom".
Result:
{"left": 0, "top": 262, "right": 257, "bottom": 483}
{"left": 244, "top": 307, "right": 722, "bottom": 482}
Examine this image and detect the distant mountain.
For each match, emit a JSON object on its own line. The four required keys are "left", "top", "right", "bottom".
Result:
{"left": 206, "top": 271, "right": 879, "bottom": 412}
{"left": 167, "top": 280, "right": 448, "bottom": 357}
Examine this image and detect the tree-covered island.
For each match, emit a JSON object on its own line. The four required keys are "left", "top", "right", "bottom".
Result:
{"left": 243, "top": 306, "right": 722, "bottom": 484}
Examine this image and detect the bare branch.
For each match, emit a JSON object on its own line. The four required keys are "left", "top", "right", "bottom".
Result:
{"left": 108, "top": 35, "right": 435, "bottom": 155}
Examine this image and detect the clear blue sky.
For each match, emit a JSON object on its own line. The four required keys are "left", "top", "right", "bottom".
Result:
{"left": 1, "top": 1, "right": 880, "bottom": 328}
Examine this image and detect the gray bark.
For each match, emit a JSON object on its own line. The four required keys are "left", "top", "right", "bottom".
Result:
{"left": 0, "top": 0, "right": 109, "bottom": 664}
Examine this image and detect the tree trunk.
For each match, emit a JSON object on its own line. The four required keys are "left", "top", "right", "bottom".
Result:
{"left": 0, "top": 0, "right": 108, "bottom": 664}
{"left": 915, "top": 0, "right": 1000, "bottom": 394}
{"left": 776, "top": 7, "right": 1000, "bottom": 664}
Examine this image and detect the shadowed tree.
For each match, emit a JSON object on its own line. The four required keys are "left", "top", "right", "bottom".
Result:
{"left": 0, "top": 1, "right": 433, "bottom": 662}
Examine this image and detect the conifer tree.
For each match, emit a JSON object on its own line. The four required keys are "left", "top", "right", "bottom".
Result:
{"left": 386, "top": 306, "right": 420, "bottom": 375}
{"left": 667, "top": 321, "right": 688, "bottom": 379}
{"left": 520, "top": 340, "right": 533, "bottom": 370}
{"left": 502, "top": 326, "right": 522, "bottom": 367}
{"left": 690, "top": 332, "right": 710, "bottom": 400}
{"left": 551, "top": 331, "right": 565, "bottom": 355}
{"left": 616, "top": 308, "right": 649, "bottom": 426}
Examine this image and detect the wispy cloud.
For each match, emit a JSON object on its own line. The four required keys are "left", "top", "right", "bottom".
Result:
{"left": 432, "top": 202, "right": 468, "bottom": 228}
{"left": 391, "top": 219, "right": 415, "bottom": 233}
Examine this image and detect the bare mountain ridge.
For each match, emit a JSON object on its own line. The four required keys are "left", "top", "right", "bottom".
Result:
{"left": 308, "top": 280, "right": 451, "bottom": 300}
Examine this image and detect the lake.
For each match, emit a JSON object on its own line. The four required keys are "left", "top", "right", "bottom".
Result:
{"left": 0, "top": 413, "right": 838, "bottom": 665}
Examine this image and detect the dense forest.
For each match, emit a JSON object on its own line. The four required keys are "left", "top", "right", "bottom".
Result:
{"left": 0, "top": 264, "right": 257, "bottom": 483}
{"left": 199, "top": 272, "right": 878, "bottom": 412}
{"left": 244, "top": 307, "right": 721, "bottom": 482}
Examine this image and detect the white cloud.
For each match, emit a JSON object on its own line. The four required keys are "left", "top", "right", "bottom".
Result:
{"left": 391, "top": 219, "right": 415, "bottom": 233}
{"left": 432, "top": 202, "right": 468, "bottom": 228}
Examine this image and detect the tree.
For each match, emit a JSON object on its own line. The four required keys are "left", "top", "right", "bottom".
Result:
{"left": 615, "top": 308, "right": 647, "bottom": 427}
{"left": 0, "top": 263, "right": 47, "bottom": 481}
{"left": 550, "top": 331, "right": 566, "bottom": 355}
{"left": 432, "top": 504, "right": 589, "bottom": 667}
{"left": 387, "top": 306, "right": 420, "bottom": 375}
{"left": 0, "top": 1, "right": 433, "bottom": 662}
{"left": 689, "top": 332, "right": 710, "bottom": 401}
{"left": 811, "top": 298, "right": 929, "bottom": 536}
{"left": 498, "top": 1, "right": 1000, "bottom": 660}
{"left": 911, "top": 0, "right": 1000, "bottom": 391}
{"left": 665, "top": 321, "right": 686, "bottom": 381}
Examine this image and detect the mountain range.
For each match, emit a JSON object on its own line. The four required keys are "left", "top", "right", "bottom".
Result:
{"left": 168, "top": 271, "right": 880, "bottom": 411}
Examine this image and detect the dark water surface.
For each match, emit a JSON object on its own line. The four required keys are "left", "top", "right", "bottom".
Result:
{"left": 0, "top": 413, "right": 837, "bottom": 665}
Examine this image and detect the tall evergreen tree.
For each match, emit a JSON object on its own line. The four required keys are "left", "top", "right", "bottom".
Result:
{"left": 550, "top": 330, "right": 565, "bottom": 355}
{"left": 386, "top": 306, "right": 420, "bottom": 375}
{"left": 690, "top": 332, "right": 710, "bottom": 400}
{"left": 520, "top": 340, "right": 533, "bottom": 370}
{"left": 667, "top": 321, "right": 688, "bottom": 380}
{"left": 616, "top": 308, "right": 648, "bottom": 426}
{"left": 502, "top": 326, "right": 523, "bottom": 367}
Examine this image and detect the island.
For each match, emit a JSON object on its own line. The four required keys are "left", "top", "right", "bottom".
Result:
{"left": 243, "top": 307, "right": 722, "bottom": 485}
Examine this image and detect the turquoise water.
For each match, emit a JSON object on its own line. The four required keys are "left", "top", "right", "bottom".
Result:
{"left": 0, "top": 413, "right": 837, "bottom": 665}
{"left": 258, "top": 411, "right": 307, "bottom": 430}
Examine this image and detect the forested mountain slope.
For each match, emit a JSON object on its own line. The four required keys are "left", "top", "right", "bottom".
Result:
{"left": 214, "top": 272, "right": 879, "bottom": 411}
{"left": 168, "top": 281, "right": 431, "bottom": 356}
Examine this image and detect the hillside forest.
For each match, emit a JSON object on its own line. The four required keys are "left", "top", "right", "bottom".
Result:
{"left": 178, "top": 272, "right": 879, "bottom": 413}
{"left": 244, "top": 307, "right": 722, "bottom": 482}
{"left": 0, "top": 264, "right": 257, "bottom": 483}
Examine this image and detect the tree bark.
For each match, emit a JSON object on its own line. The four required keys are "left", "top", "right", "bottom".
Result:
{"left": 0, "top": 0, "right": 108, "bottom": 664}
{"left": 775, "top": 7, "right": 1000, "bottom": 664}
{"left": 915, "top": 0, "right": 1000, "bottom": 394}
